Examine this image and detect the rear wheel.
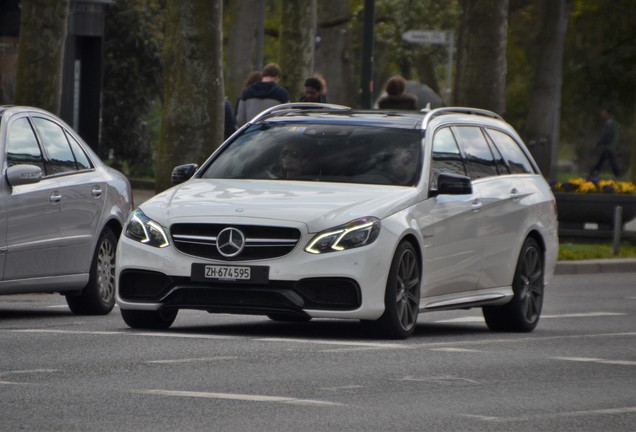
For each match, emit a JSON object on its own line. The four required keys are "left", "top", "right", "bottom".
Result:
{"left": 120, "top": 309, "right": 178, "bottom": 329}
{"left": 483, "top": 237, "right": 544, "bottom": 332}
{"left": 66, "top": 227, "right": 117, "bottom": 315}
{"left": 364, "top": 241, "right": 420, "bottom": 339}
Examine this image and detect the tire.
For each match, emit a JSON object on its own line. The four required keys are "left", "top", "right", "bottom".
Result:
{"left": 483, "top": 237, "right": 544, "bottom": 332}
{"left": 120, "top": 309, "right": 178, "bottom": 330}
{"left": 66, "top": 227, "right": 117, "bottom": 315}
{"left": 364, "top": 241, "right": 420, "bottom": 339}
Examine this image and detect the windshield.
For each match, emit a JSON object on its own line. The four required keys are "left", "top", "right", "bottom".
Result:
{"left": 201, "top": 122, "right": 423, "bottom": 186}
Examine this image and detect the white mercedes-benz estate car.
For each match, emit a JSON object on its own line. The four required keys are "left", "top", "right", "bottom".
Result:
{"left": 116, "top": 103, "right": 558, "bottom": 339}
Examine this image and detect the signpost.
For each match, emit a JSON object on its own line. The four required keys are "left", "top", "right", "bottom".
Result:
{"left": 401, "top": 30, "right": 447, "bottom": 45}
{"left": 402, "top": 29, "right": 454, "bottom": 104}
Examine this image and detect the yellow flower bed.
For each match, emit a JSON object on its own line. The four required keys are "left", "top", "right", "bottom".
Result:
{"left": 552, "top": 178, "right": 636, "bottom": 194}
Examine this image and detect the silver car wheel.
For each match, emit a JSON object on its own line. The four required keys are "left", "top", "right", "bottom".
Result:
{"left": 96, "top": 236, "right": 116, "bottom": 302}
{"left": 395, "top": 247, "right": 420, "bottom": 331}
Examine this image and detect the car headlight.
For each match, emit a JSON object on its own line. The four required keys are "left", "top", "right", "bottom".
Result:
{"left": 305, "top": 217, "right": 381, "bottom": 254}
{"left": 124, "top": 209, "right": 170, "bottom": 248}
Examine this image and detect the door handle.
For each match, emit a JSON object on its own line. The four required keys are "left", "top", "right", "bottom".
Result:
{"left": 472, "top": 199, "right": 483, "bottom": 212}
{"left": 510, "top": 188, "right": 521, "bottom": 201}
{"left": 50, "top": 191, "right": 62, "bottom": 203}
{"left": 91, "top": 185, "right": 103, "bottom": 198}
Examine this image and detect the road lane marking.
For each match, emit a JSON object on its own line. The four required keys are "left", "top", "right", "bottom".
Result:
{"left": 5, "top": 329, "right": 234, "bottom": 340}
{"left": 256, "top": 337, "right": 407, "bottom": 350}
{"left": 146, "top": 357, "right": 237, "bottom": 364}
{"left": 136, "top": 389, "right": 345, "bottom": 407}
{"left": 462, "top": 406, "right": 636, "bottom": 422}
{"left": 395, "top": 375, "right": 480, "bottom": 385}
{"left": 133, "top": 332, "right": 235, "bottom": 340}
{"left": 553, "top": 356, "right": 636, "bottom": 366}
{"left": 320, "top": 385, "right": 364, "bottom": 392}
{"left": 430, "top": 347, "right": 484, "bottom": 353}
{"left": 0, "top": 369, "right": 59, "bottom": 386}
{"left": 434, "top": 312, "right": 626, "bottom": 324}
{"left": 8, "top": 329, "right": 124, "bottom": 335}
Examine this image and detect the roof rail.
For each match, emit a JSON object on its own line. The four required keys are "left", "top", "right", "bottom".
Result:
{"left": 421, "top": 107, "right": 503, "bottom": 129}
{"left": 248, "top": 102, "right": 351, "bottom": 124}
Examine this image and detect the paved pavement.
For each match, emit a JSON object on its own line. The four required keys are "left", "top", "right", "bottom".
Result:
{"left": 130, "top": 187, "right": 636, "bottom": 276}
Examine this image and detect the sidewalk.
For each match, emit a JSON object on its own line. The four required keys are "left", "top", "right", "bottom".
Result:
{"left": 130, "top": 187, "right": 636, "bottom": 276}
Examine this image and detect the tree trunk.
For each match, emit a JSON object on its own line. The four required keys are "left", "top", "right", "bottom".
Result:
{"left": 455, "top": 0, "right": 508, "bottom": 114}
{"left": 523, "top": 0, "right": 571, "bottom": 179}
{"left": 14, "top": 0, "right": 69, "bottom": 115}
{"left": 279, "top": 0, "right": 317, "bottom": 102}
{"left": 314, "top": 0, "right": 355, "bottom": 106}
{"left": 155, "top": 0, "right": 224, "bottom": 193}
{"left": 226, "top": 0, "right": 264, "bottom": 108}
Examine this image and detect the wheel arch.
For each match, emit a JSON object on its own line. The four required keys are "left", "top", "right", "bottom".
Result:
{"left": 103, "top": 217, "right": 124, "bottom": 239}
{"left": 399, "top": 233, "right": 423, "bottom": 273}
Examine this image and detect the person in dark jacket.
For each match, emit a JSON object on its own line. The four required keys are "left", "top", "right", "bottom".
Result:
{"left": 299, "top": 76, "right": 326, "bottom": 103}
{"left": 589, "top": 106, "right": 620, "bottom": 178}
{"left": 224, "top": 99, "right": 236, "bottom": 140}
{"left": 377, "top": 75, "right": 418, "bottom": 110}
{"left": 236, "top": 63, "right": 289, "bottom": 126}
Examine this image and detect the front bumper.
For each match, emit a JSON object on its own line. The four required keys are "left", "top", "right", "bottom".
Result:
{"left": 115, "top": 228, "right": 397, "bottom": 320}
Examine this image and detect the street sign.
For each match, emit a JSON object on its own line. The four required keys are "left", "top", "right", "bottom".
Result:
{"left": 402, "top": 30, "right": 447, "bottom": 45}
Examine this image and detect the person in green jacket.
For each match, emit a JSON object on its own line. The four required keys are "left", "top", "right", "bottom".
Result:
{"left": 589, "top": 106, "right": 620, "bottom": 178}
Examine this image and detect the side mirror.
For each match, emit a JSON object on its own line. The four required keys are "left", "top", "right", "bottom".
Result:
{"left": 6, "top": 164, "right": 43, "bottom": 187}
{"left": 171, "top": 164, "right": 198, "bottom": 184}
{"left": 431, "top": 173, "right": 472, "bottom": 196}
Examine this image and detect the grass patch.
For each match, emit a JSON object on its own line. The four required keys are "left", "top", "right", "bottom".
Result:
{"left": 558, "top": 242, "right": 636, "bottom": 260}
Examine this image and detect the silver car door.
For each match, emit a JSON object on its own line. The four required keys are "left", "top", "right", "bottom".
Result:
{"left": 3, "top": 116, "right": 61, "bottom": 281}
{"left": 422, "top": 126, "right": 483, "bottom": 297}
{"left": 31, "top": 116, "right": 106, "bottom": 276}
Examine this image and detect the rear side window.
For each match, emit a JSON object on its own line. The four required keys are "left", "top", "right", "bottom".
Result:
{"left": 486, "top": 128, "right": 535, "bottom": 174}
{"left": 452, "top": 126, "right": 499, "bottom": 180}
{"left": 65, "top": 130, "right": 92, "bottom": 170}
{"left": 6, "top": 117, "right": 46, "bottom": 172}
{"left": 32, "top": 117, "right": 78, "bottom": 175}
{"left": 430, "top": 127, "right": 467, "bottom": 188}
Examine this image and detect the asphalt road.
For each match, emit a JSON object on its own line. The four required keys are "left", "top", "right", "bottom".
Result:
{"left": 1, "top": 272, "right": 635, "bottom": 431}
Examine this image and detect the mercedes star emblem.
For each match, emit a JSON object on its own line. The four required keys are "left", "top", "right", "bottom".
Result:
{"left": 216, "top": 227, "right": 246, "bottom": 257}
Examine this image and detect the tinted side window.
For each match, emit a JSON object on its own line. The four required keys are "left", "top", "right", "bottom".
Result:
{"left": 484, "top": 131, "right": 510, "bottom": 174}
{"left": 452, "top": 126, "right": 498, "bottom": 180}
{"left": 65, "top": 130, "right": 92, "bottom": 170}
{"left": 32, "top": 117, "right": 77, "bottom": 174}
{"left": 430, "top": 127, "right": 467, "bottom": 188}
{"left": 486, "top": 128, "right": 535, "bottom": 174}
{"left": 6, "top": 117, "right": 46, "bottom": 172}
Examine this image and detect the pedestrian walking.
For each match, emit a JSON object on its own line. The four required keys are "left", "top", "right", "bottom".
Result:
{"left": 236, "top": 64, "right": 289, "bottom": 126}
{"left": 589, "top": 106, "right": 620, "bottom": 178}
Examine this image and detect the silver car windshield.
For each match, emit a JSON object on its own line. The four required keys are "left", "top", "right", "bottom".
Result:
{"left": 202, "top": 122, "right": 423, "bottom": 186}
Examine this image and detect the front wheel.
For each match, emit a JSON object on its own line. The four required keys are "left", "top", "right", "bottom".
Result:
{"left": 364, "top": 241, "right": 420, "bottom": 339}
{"left": 66, "top": 227, "right": 117, "bottom": 315}
{"left": 483, "top": 237, "right": 544, "bottom": 332}
{"left": 121, "top": 309, "right": 178, "bottom": 330}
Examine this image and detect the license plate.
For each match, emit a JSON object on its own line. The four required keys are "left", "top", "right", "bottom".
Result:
{"left": 191, "top": 264, "right": 269, "bottom": 284}
{"left": 205, "top": 265, "right": 250, "bottom": 280}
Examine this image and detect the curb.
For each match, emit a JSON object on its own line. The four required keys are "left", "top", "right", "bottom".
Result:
{"left": 555, "top": 258, "right": 636, "bottom": 275}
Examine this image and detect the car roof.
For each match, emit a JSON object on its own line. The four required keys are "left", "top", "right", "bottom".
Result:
{"left": 264, "top": 110, "right": 426, "bottom": 130}
{"left": 249, "top": 103, "right": 507, "bottom": 132}
{"left": 0, "top": 105, "right": 57, "bottom": 119}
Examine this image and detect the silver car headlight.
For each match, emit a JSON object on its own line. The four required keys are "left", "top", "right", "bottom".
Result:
{"left": 305, "top": 217, "right": 381, "bottom": 254}
{"left": 124, "top": 209, "right": 170, "bottom": 248}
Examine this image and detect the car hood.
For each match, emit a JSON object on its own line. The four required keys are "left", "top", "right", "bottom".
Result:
{"left": 140, "top": 179, "right": 420, "bottom": 232}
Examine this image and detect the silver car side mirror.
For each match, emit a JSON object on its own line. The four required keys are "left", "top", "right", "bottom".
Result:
{"left": 6, "top": 164, "right": 43, "bottom": 187}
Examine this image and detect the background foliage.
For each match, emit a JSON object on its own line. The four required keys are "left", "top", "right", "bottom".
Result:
{"left": 101, "top": 0, "right": 164, "bottom": 177}
{"left": 97, "top": 0, "right": 635, "bottom": 183}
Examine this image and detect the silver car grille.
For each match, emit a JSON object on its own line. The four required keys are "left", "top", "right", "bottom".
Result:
{"left": 170, "top": 223, "right": 301, "bottom": 261}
